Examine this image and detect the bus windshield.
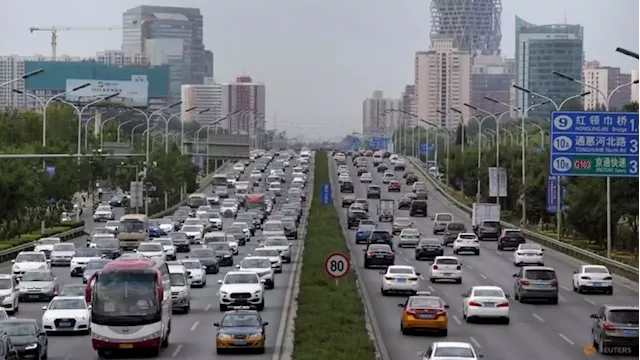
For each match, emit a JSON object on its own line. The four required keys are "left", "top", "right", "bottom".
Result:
{"left": 93, "top": 271, "right": 159, "bottom": 321}
{"left": 212, "top": 176, "right": 227, "bottom": 187}
{"left": 119, "top": 220, "right": 146, "bottom": 233}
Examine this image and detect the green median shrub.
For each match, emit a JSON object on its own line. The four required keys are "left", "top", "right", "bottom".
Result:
{"left": 292, "top": 152, "right": 376, "bottom": 360}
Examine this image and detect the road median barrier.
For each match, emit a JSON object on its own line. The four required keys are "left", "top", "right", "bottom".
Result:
{"left": 291, "top": 152, "right": 376, "bottom": 360}
{"left": 0, "top": 222, "right": 87, "bottom": 262}
{"left": 407, "top": 157, "right": 639, "bottom": 282}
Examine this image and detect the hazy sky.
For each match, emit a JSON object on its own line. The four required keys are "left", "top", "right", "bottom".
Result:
{"left": 1, "top": 0, "right": 638, "bottom": 141}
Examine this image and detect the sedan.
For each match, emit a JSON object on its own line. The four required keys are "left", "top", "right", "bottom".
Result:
{"left": 360, "top": 173, "right": 373, "bottom": 183}
{"left": 363, "top": 244, "right": 395, "bottom": 269}
{"left": 462, "top": 286, "right": 510, "bottom": 324}
{"left": 41, "top": 296, "right": 91, "bottom": 333}
{"left": 366, "top": 186, "right": 381, "bottom": 199}
{"left": 181, "top": 259, "right": 207, "bottom": 287}
{"left": 398, "top": 228, "right": 420, "bottom": 248}
{"left": 392, "top": 217, "right": 413, "bottom": 235}
{"left": 572, "top": 265, "right": 613, "bottom": 294}
{"left": 513, "top": 244, "right": 544, "bottom": 266}
{"left": 415, "top": 238, "right": 444, "bottom": 261}
{"left": 398, "top": 197, "right": 411, "bottom": 210}
{"left": 0, "top": 319, "right": 48, "bottom": 359}
{"left": 387, "top": 180, "right": 401, "bottom": 192}
{"left": 380, "top": 265, "right": 420, "bottom": 295}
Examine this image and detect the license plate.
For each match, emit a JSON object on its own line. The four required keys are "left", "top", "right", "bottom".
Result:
{"left": 58, "top": 322, "right": 71, "bottom": 327}
{"left": 442, "top": 273, "right": 452, "bottom": 276}
{"left": 119, "top": 344, "right": 133, "bottom": 349}
{"left": 483, "top": 303, "right": 495, "bottom": 307}
{"left": 397, "top": 278, "right": 406, "bottom": 283}
{"left": 234, "top": 340, "right": 248, "bottom": 345}
{"left": 29, "top": 294, "right": 40, "bottom": 299}
{"left": 376, "top": 255, "right": 385, "bottom": 258}
{"left": 535, "top": 284, "right": 547, "bottom": 288}
{"left": 592, "top": 282, "right": 602, "bottom": 286}
{"left": 419, "top": 314, "right": 433, "bottom": 319}
{"left": 624, "top": 329, "right": 638, "bottom": 335}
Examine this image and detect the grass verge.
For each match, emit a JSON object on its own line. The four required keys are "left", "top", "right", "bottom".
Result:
{"left": 291, "top": 152, "right": 376, "bottom": 360}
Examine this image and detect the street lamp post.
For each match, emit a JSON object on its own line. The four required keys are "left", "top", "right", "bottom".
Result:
{"left": 99, "top": 114, "right": 123, "bottom": 147}
{"left": 83, "top": 113, "right": 105, "bottom": 151}
{"left": 74, "top": 93, "right": 121, "bottom": 158}
{"left": 0, "top": 68, "right": 44, "bottom": 88}
{"left": 448, "top": 108, "right": 467, "bottom": 152}
{"left": 116, "top": 119, "right": 136, "bottom": 143}
{"left": 131, "top": 123, "right": 146, "bottom": 144}
{"left": 168, "top": 106, "right": 196, "bottom": 154}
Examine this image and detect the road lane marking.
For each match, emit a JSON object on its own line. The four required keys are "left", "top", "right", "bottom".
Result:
{"left": 467, "top": 265, "right": 474, "bottom": 270}
{"left": 532, "top": 313, "right": 545, "bottom": 323}
{"left": 558, "top": 333, "right": 575, "bottom": 345}
{"left": 479, "top": 273, "right": 487, "bottom": 279}
{"left": 419, "top": 274, "right": 424, "bottom": 280}
{"left": 452, "top": 315, "right": 462, "bottom": 325}
{"left": 172, "top": 344, "right": 183, "bottom": 357}
{"left": 560, "top": 285, "right": 571, "bottom": 291}
{"left": 205, "top": 304, "right": 212, "bottom": 311}
{"left": 559, "top": 294, "right": 567, "bottom": 302}
{"left": 584, "top": 298, "right": 597, "bottom": 306}
{"left": 428, "top": 285, "right": 436, "bottom": 292}
{"left": 190, "top": 321, "right": 199, "bottom": 331}
{"left": 469, "top": 336, "right": 481, "bottom": 348}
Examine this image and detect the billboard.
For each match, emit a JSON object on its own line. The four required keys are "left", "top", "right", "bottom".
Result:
{"left": 65, "top": 76, "right": 149, "bottom": 107}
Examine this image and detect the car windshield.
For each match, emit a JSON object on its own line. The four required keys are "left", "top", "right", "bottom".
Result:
{"left": 368, "top": 186, "right": 380, "bottom": 191}
{"left": 358, "top": 225, "right": 375, "bottom": 232}
{"left": 106, "top": 221, "right": 119, "bottom": 227}
{"left": 419, "top": 240, "right": 440, "bottom": 246}
{"left": 37, "top": 239, "right": 59, "bottom": 245}
{"left": 97, "top": 239, "right": 119, "bottom": 249}
{"left": 60, "top": 285, "right": 85, "bottom": 296}
{"left": 609, "top": 310, "right": 639, "bottom": 324}
{"left": 75, "top": 248, "right": 101, "bottom": 257}
{"left": 138, "top": 244, "right": 162, "bottom": 252}
{"left": 92, "top": 228, "right": 112, "bottom": 235}
{"left": 187, "top": 197, "right": 207, "bottom": 207}
{"left": 16, "top": 253, "right": 45, "bottom": 262}
{"left": 93, "top": 271, "right": 158, "bottom": 317}
{"left": 368, "top": 245, "right": 391, "bottom": 252}
{"left": 242, "top": 259, "right": 271, "bottom": 268}
{"left": 402, "top": 229, "right": 419, "bottom": 236}
{"left": 158, "top": 218, "right": 172, "bottom": 225}
{"left": 222, "top": 200, "right": 236, "bottom": 206}
{"left": 170, "top": 273, "right": 186, "bottom": 286}
{"left": 221, "top": 314, "right": 262, "bottom": 327}
{"left": 182, "top": 226, "right": 201, "bottom": 233}
{"left": 96, "top": 206, "right": 111, "bottom": 212}
{"left": 87, "top": 260, "right": 109, "bottom": 270}
{"left": 49, "top": 298, "right": 86, "bottom": 310}
{"left": 389, "top": 268, "right": 414, "bottom": 275}
{"left": 53, "top": 244, "right": 75, "bottom": 252}
{"left": 225, "top": 273, "right": 259, "bottom": 284}
{"left": 0, "top": 323, "right": 37, "bottom": 336}
{"left": 22, "top": 271, "right": 52, "bottom": 281}
{"left": 436, "top": 214, "right": 453, "bottom": 221}
{"left": 265, "top": 238, "right": 288, "bottom": 246}
{"left": 505, "top": 231, "right": 523, "bottom": 237}
{"left": 255, "top": 249, "right": 280, "bottom": 257}
{"left": 584, "top": 267, "right": 609, "bottom": 274}
{"left": 154, "top": 239, "right": 172, "bottom": 246}
{"left": 0, "top": 279, "right": 11, "bottom": 290}
{"left": 410, "top": 298, "right": 442, "bottom": 308}
{"left": 473, "top": 289, "right": 504, "bottom": 297}
{"left": 119, "top": 219, "right": 145, "bottom": 233}
{"left": 170, "top": 233, "right": 188, "bottom": 241}
{"left": 447, "top": 223, "right": 465, "bottom": 231}
{"left": 483, "top": 221, "right": 500, "bottom": 228}
{"left": 433, "top": 347, "right": 475, "bottom": 358}
{"left": 207, "top": 243, "right": 229, "bottom": 251}
{"left": 520, "top": 244, "right": 541, "bottom": 251}
{"left": 181, "top": 261, "right": 201, "bottom": 270}
{"left": 524, "top": 269, "right": 556, "bottom": 280}
{"left": 370, "top": 232, "right": 391, "bottom": 241}
{"left": 192, "top": 249, "right": 215, "bottom": 258}
{"left": 264, "top": 223, "right": 284, "bottom": 232}
{"left": 435, "top": 258, "right": 459, "bottom": 265}
{"left": 459, "top": 234, "right": 477, "bottom": 240}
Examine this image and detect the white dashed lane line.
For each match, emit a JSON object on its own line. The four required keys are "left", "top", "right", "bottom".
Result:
{"left": 532, "top": 313, "right": 545, "bottom": 323}
{"left": 172, "top": 344, "right": 183, "bottom": 357}
{"left": 558, "top": 333, "right": 575, "bottom": 345}
{"left": 469, "top": 336, "right": 482, "bottom": 349}
{"left": 190, "top": 321, "right": 199, "bottom": 331}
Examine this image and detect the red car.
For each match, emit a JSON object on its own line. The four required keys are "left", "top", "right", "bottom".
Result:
{"left": 388, "top": 181, "right": 402, "bottom": 192}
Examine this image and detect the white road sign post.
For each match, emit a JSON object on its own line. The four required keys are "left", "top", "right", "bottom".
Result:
{"left": 324, "top": 253, "right": 349, "bottom": 286}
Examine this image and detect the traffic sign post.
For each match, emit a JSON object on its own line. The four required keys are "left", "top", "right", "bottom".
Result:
{"left": 420, "top": 143, "right": 434, "bottom": 154}
{"left": 370, "top": 136, "right": 388, "bottom": 150}
{"left": 324, "top": 253, "right": 349, "bottom": 286}
{"left": 320, "top": 184, "right": 331, "bottom": 205}
{"left": 546, "top": 175, "right": 567, "bottom": 213}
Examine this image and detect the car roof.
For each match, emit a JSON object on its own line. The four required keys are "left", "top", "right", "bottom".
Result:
{"left": 434, "top": 256, "right": 458, "bottom": 261}
{"left": 433, "top": 341, "right": 474, "bottom": 348}
{"left": 604, "top": 305, "right": 639, "bottom": 311}
{"left": 0, "top": 318, "right": 37, "bottom": 325}
{"left": 582, "top": 265, "right": 609, "bottom": 270}
{"left": 242, "top": 256, "right": 270, "bottom": 261}
{"left": 388, "top": 265, "right": 414, "bottom": 271}
{"left": 51, "top": 295, "right": 85, "bottom": 301}
{"left": 522, "top": 266, "right": 555, "bottom": 271}
{"left": 471, "top": 285, "right": 503, "bottom": 291}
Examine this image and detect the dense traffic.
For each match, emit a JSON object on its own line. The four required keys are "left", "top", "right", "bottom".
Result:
{"left": 0, "top": 148, "right": 313, "bottom": 359}
{"left": 332, "top": 149, "right": 638, "bottom": 360}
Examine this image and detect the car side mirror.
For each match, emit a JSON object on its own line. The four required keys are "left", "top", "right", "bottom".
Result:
{"left": 213, "top": 322, "right": 220, "bottom": 327}
{"left": 53, "top": 277, "right": 57, "bottom": 282}
{"left": 590, "top": 314, "right": 598, "bottom": 319}
{"left": 260, "top": 279, "right": 266, "bottom": 284}
{"left": 505, "top": 294, "right": 510, "bottom": 299}
{"left": 133, "top": 249, "right": 137, "bottom": 252}
{"left": 478, "top": 354, "right": 484, "bottom": 359}
{"left": 573, "top": 270, "right": 577, "bottom": 274}
{"left": 397, "top": 303, "right": 405, "bottom": 308}
{"left": 541, "top": 248, "right": 545, "bottom": 251}
{"left": 512, "top": 274, "right": 518, "bottom": 277}
{"left": 263, "top": 321, "right": 269, "bottom": 326}
{"left": 362, "top": 248, "right": 366, "bottom": 252}
{"left": 88, "top": 305, "right": 92, "bottom": 310}
{"left": 47, "top": 259, "right": 51, "bottom": 263}
{"left": 217, "top": 280, "right": 223, "bottom": 284}
{"left": 41, "top": 306, "right": 47, "bottom": 311}
{"left": 10, "top": 260, "right": 14, "bottom": 263}
{"left": 235, "top": 264, "right": 240, "bottom": 269}
{"left": 202, "top": 266, "right": 207, "bottom": 270}
{"left": 416, "top": 272, "right": 421, "bottom": 276}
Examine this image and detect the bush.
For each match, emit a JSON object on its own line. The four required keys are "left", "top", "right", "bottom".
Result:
{"left": 291, "top": 152, "right": 376, "bottom": 360}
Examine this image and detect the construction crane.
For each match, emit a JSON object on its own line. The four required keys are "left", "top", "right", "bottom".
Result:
{"left": 29, "top": 26, "right": 122, "bottom": 60}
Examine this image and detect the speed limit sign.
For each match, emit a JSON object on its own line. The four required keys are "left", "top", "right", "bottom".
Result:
{"left": 325, "top": 253, "right": 349, "bottom": 279}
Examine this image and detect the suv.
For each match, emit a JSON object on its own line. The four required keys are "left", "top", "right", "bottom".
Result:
{"left": 0, "top": 275, "right": 19, "bottom": 314}
{"left": 476, "top": 220, "right": 501, "bottom": 241}
{"left": 513, "top": 266, "right": 558, "bottom": 304}
{"left": 168, "top": 263, "right": 192, "bottom": 313}
{"left": 590, "top": 305, "right": 639, "bottom": 354}
{"left": 366, "top": 185, "right": 381, "bottom": 199}
{"left": 218, "top": 272, "right": 265, "bottom": 311}
{"left": 443, "top": 222, "right": 467, "bottom": 246}
{"left": 367, "top": 230, "right": 393, "bottom": 249}
{"left": 340, "top": 180, "right": 354, "bottom": 193}
{"left": 498, "top": 229, "right": 526, "bottom": 250}
{"left": 409, "top": 200, "right": 427, "bottom": 217}
{"left": 347, "top": 210, "right": 368, "bottom": 229}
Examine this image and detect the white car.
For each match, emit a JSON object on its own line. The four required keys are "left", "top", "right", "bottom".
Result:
{"left": 207, "top": 212, "right": 223, "bottom": 230}
{"left": 461, "top": 286, "right": 510, "bottom": 324}
{"left": 157, "top": 218, "right": 174, "bottom": 234}
{"left": 104, "top": 220, "right": 119, "bottom": 234}
{"left": 233, "top": 163, "right": 245, "bottom": 173}
{"left": 380, "top": 265, "right": 420, "bottom": 295}
{"left": 262, "top": 236, "right": 292, "bottom": 263}
{"left": 93, "top": 205, "right": 114, "bottom": 221}
{"left": 267, "top": 182, "right": 283, "bottom": 196}
{"left": 292, "top": 170, "right": 306, "bottom": 180}
{"left": 250, "top": 171, "right": 262, "bottom": 181}
{"left": 360, "top": 173, "right": 373, "bottom": 183}
{"left": 181, "top": 225, "right": 204, "bottom": 244}
{"left": 153, "top": 238, "right": 176, "bottom": 260}
{"left": 452, "top": 233, "right": 480, "bottom": 255}
{"left": 196, "top": 205, "right": 211, "bottom": 218}
{"left": 513, "top": 243, "right": 544, "bottom": 266}
{"left": 338, "top": 173, "right": 350, "bottom": 183}
{"left": 429, "top": 256, "right": 462, "bottom": 283}
{"left": 382, "top": 172, "right": 395, "bottom": 184}
{"left": 135, "top": 242, "right": 165, "bottom": 260}
{"left": 419, "top": 342, "right": 485, "bottom": 360}
{"left": 42, "top": 296, "right": 91, "bottom": 333}
{"left": 398, "top": 228, "right": 420, "bottom": 248}
{"left": 231, "top": 222, "right": 251, "bottom": 241}
{"left": 206, "top": 195, "right": 221, "bottom": 206}
{"left": 252, "top": 247, "right": 283, "bottom": 273}
{"left": 49, "top": 243, "right": 76, "bottom": 266}
{"left": 262, "top": 220, "right": 286, "bottom": 238}
{"left": 337, "top": 165, "right": 349, "bottom": 173}
{"left": 572, "top": 265, "right": 613, "bottom": 294}
{"left": 220, "top": 200, "right": 239, "bottom": 217}
{"left": 33, "top": 238, "right": 61, "bottom": 257}
{"left": 12, "top": 251, "right": 49, "bottom": 277}
{"left": 0, "top": 275, "right": 19, "bottom": 314}
{"left": 236, "top": 256, "right": 275, "bottom": 289}
{"left": 218, "top": 271, "right": 265, "bottom": 311}
{"left": 70, "top": 248, "right": 103, "bottom": 277}
{"left": 88, "top": 233, "right": 115, "bottom": 248}
{"left": 181, "top": 259, "right": 207, "bottom": 287}
{"left": 292, "top": 177, "right": 306, "bottom": 188}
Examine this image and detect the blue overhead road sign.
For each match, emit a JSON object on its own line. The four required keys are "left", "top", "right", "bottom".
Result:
{"left": 350, "top": 138, "right": 361, "bottom": 148}
{"left": 370, "top": 136, "right": 388, "bottom": 150}
{"left": 420, "top": 143, "right": 434, "bottom": 153}
{"left": 550, "top": 111, "right": 639, "bottom": 177}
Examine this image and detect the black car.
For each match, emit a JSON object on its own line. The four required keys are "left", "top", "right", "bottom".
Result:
{"left": 214, "top": 310, "right": 269, "bottom": 354}
{"left": 169, "top": 232, "right": 191, "bottom": 252}
{"left": 0, "top": 319, "right": 47, "bottom": 360}
{"left": 108, "top": 196, "right": 126, "bottom": 207}
{"left": 415, "top": 238, "right": 444, "bottom": 260}
{"left": 227, "top": 227, "right": 247, "bottom": 246}
{"left": 406, "top": 175, "right": 419, "bottom": 185}
{"left": 189, "top": 248, "right": 220, "bottom": 273}
{"left": 497, "top": 230, "right": 526, "bottom": 250}
{"left": 443, "top": 222, "right": 467, "bottom": 246}
{"left": 347, "top": 210, "right": 369, "bottom": 229}
{"left": 363, "top": 244, "right": 395, "bottom": 268}
{"left": 367, "top": 230, "right": 393, "bottom": 249}
{"left": 377, "top": 164, "right": 388, "bottom": 173}
{"left": 0, "top": 332, "right": 19, "bottom": 360}
{"left": 357, "top": 167, "right": 368, "bottom": 176}
{"left": 340, "top": 180, "right": 354, "bottom": 193}
{"left": 342, "top": 196, "right": 356, "bottom": 208}
{"left": 398, "top": 197, "right": 412, "bottom": 210}
{"left": 206, "top": 243, "right": 235, "bottom": 266}
{"left": 366, "top": 185, "right": 381, "bottom": 199}
{"left": 282, "top": 218, "right": 298, "bottom": 239}
{"left": 409, "top": 200, "right": 428, "bottom": 217}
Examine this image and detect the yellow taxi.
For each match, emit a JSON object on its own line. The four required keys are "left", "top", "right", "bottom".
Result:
{"left": 398, "top": 291, "right": 449, "bottom": 335}
{"left": 214, "top": 309, "right": 268, "bottom": 354}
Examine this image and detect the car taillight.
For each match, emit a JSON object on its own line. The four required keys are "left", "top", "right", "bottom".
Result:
{"left": 550, "top": 280, "right": 558, "bottom": 286}
{"left": 408, "top": 277, "right": 419, "bottom": 281}
{"left": 497, "top": 301, "right": 509, "bottom": 307}
{"left": 405, "top": 310, "right": 417, "bottom": 317}
{"left": 469, "top": 301, "right": 482, "bottom": 307}
{"left": 387, "top": 253, "right": 394, "bottom": 258}
{"left": 581, "top": 276, "right": 591, "bottom": 280}
{"left": 520, "top": 279, "right": 530, "bottom": 285}
{"left": 434, "top": 310, "right": 446, "bottom": 318}
{"left": 456, "top": 265, "right": 461, "bottom": 270}
{"left": 604, "top": 276, "right": 613, "bottom": 280}
{"left": 432, "top": 265, "right": 439, "bottom": 270}
{"left": 603, "top": 322, "right": 616, "bottom": 331}
{"left": 384, "top": 276, "right": 395, "bottom": 281}
{"left": 366, "top": 252, "right": 374, "bottom": 257}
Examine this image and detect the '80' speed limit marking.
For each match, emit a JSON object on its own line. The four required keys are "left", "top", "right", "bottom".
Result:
{"left": 324, "top": 253, "right": 349, "bottom": 279}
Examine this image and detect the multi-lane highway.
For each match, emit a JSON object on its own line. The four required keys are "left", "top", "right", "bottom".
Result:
{"left": 330, "top": 154, "right": 638, "bottom": 360}
{"left": 3, "top": 158, "right": 309, "bottom": 360}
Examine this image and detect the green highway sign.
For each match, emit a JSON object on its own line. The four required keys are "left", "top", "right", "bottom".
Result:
{"left": 551, "top": 155, "right": 635, "bottom": 176}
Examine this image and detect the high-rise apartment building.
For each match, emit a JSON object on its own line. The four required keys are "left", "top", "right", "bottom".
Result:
{"left": 583, "top": 62, "right": 632, "bottom": 110}
{"left": 515, "top": 16, "right": 584, "bottom": 118}
{"left": 415, "top": 37, "right": 472, "bottom": 129}
{"left": 220, "top": 76, "right": 266, "bottom": 136}
{"left": 430, "top": 0, "right": 502, "bottom": 56}
{"left": 96, "top": 50, "right": 148, "bottom": 66}
{"left": 401, "top": 85, "right": 416, "bottom": 127}
{"left": 471, "top": 55, "right": 515, "bottom": 115}
{"left": 180, "top": 84, "right": 221, "bottom": 124}
{"left": 362, "top": 91, "right": 402, "bottom": 137}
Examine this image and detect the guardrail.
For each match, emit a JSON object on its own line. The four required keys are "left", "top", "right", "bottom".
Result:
{"left": 0, "top": 226, "right": 87, "bottom": 263}
{"left": 407, "top": 157, "right": 639, "bottom": 282}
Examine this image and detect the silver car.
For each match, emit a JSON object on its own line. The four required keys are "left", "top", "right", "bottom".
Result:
{"left": 18, "top": 270, "right": 58, "bottom": 301}
{"left": 49, "top": 243, "right": 76, "bottom": 266}
{"left": 432, "top": 213, "right": 453, "bottom": 234}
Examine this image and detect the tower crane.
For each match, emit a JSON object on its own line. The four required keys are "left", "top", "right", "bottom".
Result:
{"left": 29, "top": 26, "right": 122, "bottom": 61}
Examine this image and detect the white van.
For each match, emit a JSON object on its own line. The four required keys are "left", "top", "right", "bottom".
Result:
{"left": 168, "top": 263, "right": 192, "bottom": 313}
{"left": 389, "top": 154, "right": 399, "bottom": 164}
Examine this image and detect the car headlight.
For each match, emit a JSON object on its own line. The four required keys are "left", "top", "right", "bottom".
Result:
{"left": 179, "top": 290, "right": 189, "bottom": 297}
{"left": 218, "top": 333, "right": 233, "bottom": 340}
{"left": 252, "top": 290, "right": 262, "bottom": 296}
{"left": 220, "top": 291, "right": 228, "bottom": 296}
{"left": 248, "top": 333, "right": 263, "bottom": 339}
{"left": 0, "top": 295, "right": 7, "bottom": 301}
{"left": 39, "top": 264, "right": 48, "bottom": 269}
{"left": 12, "top": 265, "right": 19, "bottom": 271}
{"left": 25, "top": 344, "right": 38, "bottom": 350}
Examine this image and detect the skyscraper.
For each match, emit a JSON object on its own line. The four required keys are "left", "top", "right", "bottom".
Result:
{"left": 181, "top": 84, "right": 222, "bottom": 124}
{"left": 122, "top": 6, "right": 207, "bottom": 101}
{"left": 362, "top": 91, "right": 401, "bottom": 137}
{"left": 515, "top": 16, "right": 584, "bottom": 118}
{"left": 220, "top": 76, "right": 266, "bottom": 136}
{"left": 430, "top": 0, "right": 502, "bottom": 56}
